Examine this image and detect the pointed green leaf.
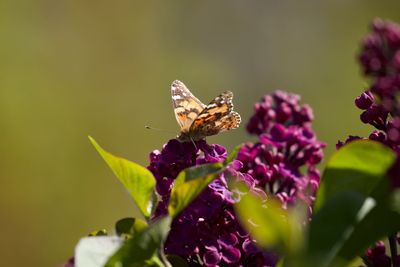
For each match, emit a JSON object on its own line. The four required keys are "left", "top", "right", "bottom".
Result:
{"left": 89, "top": 136, "right": 155, "bottom": 219}
{"left": 316, "top": 140, "right": 395, "bottom": 210}
{"left": 105, "top": 216, "right": 172, "bottom": 267}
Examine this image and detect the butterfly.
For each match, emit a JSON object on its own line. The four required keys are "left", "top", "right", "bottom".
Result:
{"left": 171, "top": 80, "right": 241, "bottom": 142}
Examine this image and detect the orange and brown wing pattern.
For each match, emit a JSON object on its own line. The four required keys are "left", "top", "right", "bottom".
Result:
{"left": 189, "top": 91, "right": 241, "bottom": 138}
{"left": 171, "top": 80, "right": 206, "bottom": 133}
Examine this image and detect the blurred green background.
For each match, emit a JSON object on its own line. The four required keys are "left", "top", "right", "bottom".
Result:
{"left": 1, "top": 1, "right": 400, "bottom": 266}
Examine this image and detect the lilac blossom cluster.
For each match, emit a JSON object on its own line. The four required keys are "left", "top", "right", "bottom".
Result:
{"left": 147, "top": 88, "right": 325, "bottom": 266}
{"left": 355, "top": 18, "right": 400, "bottom": 134}
{"left": 338, "top": 18, "right": 400, "bottom": 267}
{"left": 238, "top": 91, "right": 325, "bottom": 210}
{"left": 148, "top": 139, "right": 277, "bottom": 266}
{"left": 339, "top": 18, "right": 400, "bottom": 188}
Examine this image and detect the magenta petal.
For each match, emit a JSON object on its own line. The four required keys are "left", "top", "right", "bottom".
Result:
{"left": 219, "top": 233, "right": 238, "bottom": 246}
{"left": 203, "top": 248, "right": 221, "bottom": 266}
{"left": 221, "top": 246, "right": 241, "bottom": 263}
{"left": 242, "top": 238, "right": 259, "bottom": 254}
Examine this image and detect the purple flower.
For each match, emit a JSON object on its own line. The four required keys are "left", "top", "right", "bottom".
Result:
{"left": 357, "top": 18, "right": 400, "bottom": 119}
{"left": 148, "top": 139, "right": 277, "bottom": 266}
{"left": 246, "top": 91, "right": 314, "bottom": 136}
{"left": 342, "top": 18, "right": 400, "bottom": 265}
{"left": 341, "top": 18, "right": 400, "bottom": 189}
{"left": 361, "top": 241, "right": 392, "bottom": 267}
{"left": 359, "top": 18, "right": 400, "bottom": 77}
{"left": 239, "top": 91, "right": 325, "bottom": 210}
{"left": 355, "top": 91, "right": 374, "bottom": 110}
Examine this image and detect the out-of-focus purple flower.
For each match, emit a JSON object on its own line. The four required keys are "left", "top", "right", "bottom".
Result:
{"left": 148, "top": 139, "right": 277, "bottom": 266}
{"left": 345, "top": 18, "right": 400, "bottom": 190}
{"left": 357, "top": 18, "right": 400, "bottom": 121}
{"left": 361, "top": 241, "right": 392, "bottom": 267}
{"left": 240, "top": 91, "right": 325, "bottom": 211}
{"left": 359, "top": 18, "right": 400, "bottom": 77}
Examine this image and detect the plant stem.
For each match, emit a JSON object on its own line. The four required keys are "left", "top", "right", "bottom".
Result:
{"left": 389, "top": 233, "right": 399, "bottom": 267}
{"left": 159, "top": 243, "right": 172, "bottom": 267}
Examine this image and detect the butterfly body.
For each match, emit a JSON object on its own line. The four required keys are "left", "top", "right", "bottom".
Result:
{"left": 171, "top": 80, "right": 241, "bottom": 142}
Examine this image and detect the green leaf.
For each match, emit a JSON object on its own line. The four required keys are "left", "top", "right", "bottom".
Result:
{"left": 168, "top": 146, "right": 240, "bottom": 217}
{"left": 173, "top": 162, "right": 224, "bottom": 189}
{"left": 233, "top": 183, "right": 301, "bottom": 253}
{"left": 303, "top": 190, "right": 400, "bottom": 267}
{"left": 89, "top": 136, "right": 155, "bottom": 219}
{"left": 336, "top": 201, "right": 400, "bottom": 260}
{"left": 307, "top": 191, "right": 369, "bottom": 267}
{"left": 115, "top": 217, "right": 148, "bottom": 239}
{"left": 303, "top": 141, "right": 399, "bottom": 267}
{"left": 224, "top": 144, "right": 243, "bottom": 165}
{"left": 168, "top": 162, "right": 224, "bottom": 217}
{"left": 315, "top": 140, "right": 395, "bottom": 210}
{"left": 105, "top": 216, "right": 172, "bottom": 267}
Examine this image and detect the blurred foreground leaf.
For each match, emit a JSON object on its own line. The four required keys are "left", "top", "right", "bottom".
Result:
{"left": 303, "top": 140, "right": 400, "bottom": 267}
{"left": 89, "top": 136, "right": 155, "bottom": 219}
{"left": 105, "top": 216, "right": 172, "bottom": 267}
{"left": 316, "top": 140, "right": 395, "bottom": 209}
{"left": 233, "top": 183, "right": 302, "bottom": 253}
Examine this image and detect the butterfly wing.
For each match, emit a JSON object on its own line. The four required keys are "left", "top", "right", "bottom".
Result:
{"left": 171, "top": 80, "right": 206, "bottom": 133}
{"left": 189, "top": 91, "right": 241, "bottom": 138}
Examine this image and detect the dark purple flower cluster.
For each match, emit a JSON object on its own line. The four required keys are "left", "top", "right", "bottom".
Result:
{"left": 238, "top": 91, "right": 325, "bottom": 210}
{"left": 341, "top": 18, "right": 400, "bottom": 267}
{"left": 360, "top": 240, "right": 400, "bottom": 267}
{"left": 356, "top": 18, "right": 400, "bottom": 128}
{"left": 246, "top": 91, "right": 314, "bottom": 136}
{"left": 148, "top": 139, "right": 277, "bottom": 266}
{"left": 342, "top": 19, "right": 400, "bottom": 188}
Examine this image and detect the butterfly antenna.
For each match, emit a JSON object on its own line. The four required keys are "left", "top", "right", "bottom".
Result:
{"left": 145, "top": 126, "right": 176, "bottom": 134}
